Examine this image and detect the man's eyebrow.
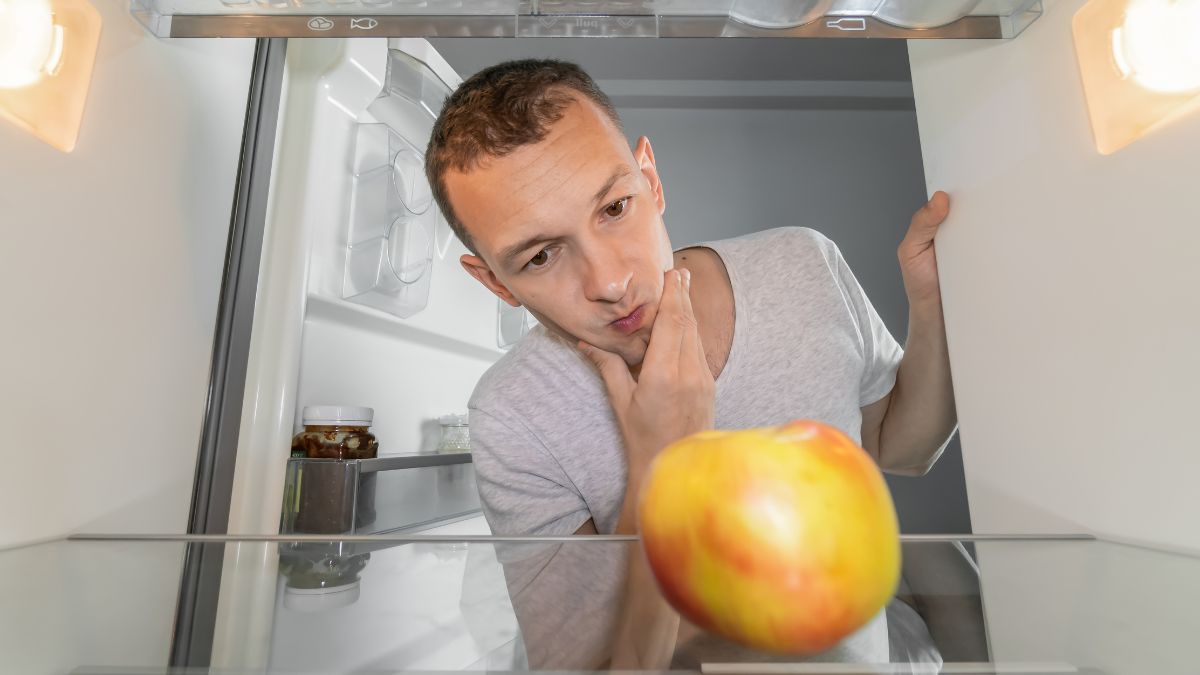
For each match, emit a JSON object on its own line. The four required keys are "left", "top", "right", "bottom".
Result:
{"left": 499, "top": 234, "right": 551, "bottom": 270}
{"left": 592, "top": 166, "right": 633, "bottom": 206}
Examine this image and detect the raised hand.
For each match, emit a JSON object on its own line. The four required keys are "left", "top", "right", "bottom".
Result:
{"left": 580, "top": 268, "right": 716, "bottom": 488}
{"left": 898, "top": 190, "right": 951, "bottom": 308}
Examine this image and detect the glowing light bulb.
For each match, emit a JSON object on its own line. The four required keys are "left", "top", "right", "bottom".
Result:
{"left": 1118, "top": 0, "right": 1200, "bottom": 93}
{"left": 1076, "top": 0, "right": 1200, "bottom": 153}
{"left": 0, "top": 0, "right": 58, "bottom": 89}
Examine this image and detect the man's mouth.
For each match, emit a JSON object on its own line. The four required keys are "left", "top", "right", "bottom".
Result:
{"left": 610, "top": 304, "right": 647, "bottom": 335}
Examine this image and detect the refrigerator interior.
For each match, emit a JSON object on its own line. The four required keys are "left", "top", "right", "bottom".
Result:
{"left": 250, "top": 35, "right": 969, "bottom": 672}
{"left": 259, "top": 35, "right": 967, "bottom": 542}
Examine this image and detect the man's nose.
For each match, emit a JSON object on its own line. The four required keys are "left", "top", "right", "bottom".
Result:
{"left": 582, "top": 255, "right": 632, "bottom": 304}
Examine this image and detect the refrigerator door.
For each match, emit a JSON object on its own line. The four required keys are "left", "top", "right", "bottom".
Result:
{"left": 907, "top": 0, "right": 1200, "bottom": 558}
{"left": 230, "top": 36, "right": 501, "bottom": 537}
{"left": 208, "top": 38, "right": 510, "bottom": 671}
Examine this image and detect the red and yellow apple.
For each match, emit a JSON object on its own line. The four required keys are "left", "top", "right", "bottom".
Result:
{"left": 637, "top": 420, "right": 901, "bottom": 654}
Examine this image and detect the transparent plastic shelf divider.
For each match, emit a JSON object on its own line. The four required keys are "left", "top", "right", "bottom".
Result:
{"left": 131, "top": 0, "right": 1042, "bottom": 39}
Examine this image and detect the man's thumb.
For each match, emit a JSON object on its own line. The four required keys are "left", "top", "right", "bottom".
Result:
{"left": 578, "top": 341, "right": 634, "bottom": 406}
{"left": 912, "top": 191, "right": 950, "bottom": 236}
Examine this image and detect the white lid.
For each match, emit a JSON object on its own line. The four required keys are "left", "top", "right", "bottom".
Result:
{"left": 302, "top": 406, "right": 374, "bottom": 426}
{"left": 438, "top": 413, "right": 468, "bottom": 426}
{"left": 283, "top": 580, "right": 361, "bottom": 612}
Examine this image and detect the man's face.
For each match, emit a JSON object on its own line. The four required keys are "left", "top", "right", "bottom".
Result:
{"left": 446, "top": 95, "right": 673, "bottom": 365}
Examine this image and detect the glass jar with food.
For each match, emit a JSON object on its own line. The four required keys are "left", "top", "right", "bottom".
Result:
{"left": 289, "top": 406, "right": 379, "bottom": 534}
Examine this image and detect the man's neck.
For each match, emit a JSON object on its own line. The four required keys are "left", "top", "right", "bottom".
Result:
{"left": 672, "top": 246, "right": 735, "bottom": 380}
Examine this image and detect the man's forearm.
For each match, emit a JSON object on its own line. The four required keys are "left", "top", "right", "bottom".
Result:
{"left": 879, "top": 297, "right": 958, "bottom": 475}
{"left": 609, "top": 480, "right": 680, "bottom": 669}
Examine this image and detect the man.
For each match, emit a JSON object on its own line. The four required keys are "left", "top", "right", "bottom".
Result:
{"left": 426, "top": 59, "right": 956, "bottom": 669}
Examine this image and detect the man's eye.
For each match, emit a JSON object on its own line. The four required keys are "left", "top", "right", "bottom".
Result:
{"left": 604, "top": 198, "right": 629, "bottom": 218}
{"left": 527, "top": 248, "right": 552, "bottom": 268}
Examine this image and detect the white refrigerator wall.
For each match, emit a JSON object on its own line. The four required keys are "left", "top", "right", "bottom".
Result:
{"left": 0, "top": 3, "right": 253, "bottom": 673}
{"left": 0, "top": 4, "right": 254, "bottom": 547}
{"left": 910, "top": 0, "right": 1200, "bottom": 553}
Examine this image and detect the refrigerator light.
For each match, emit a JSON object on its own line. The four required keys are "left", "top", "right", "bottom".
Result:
{"left": 0, "top": 0, "right": 55, "bottom": 88}
{"left": 0, "top": 0, "right": 100, "bottom": 152}
{"left": 1118, "top": 0, "right": 1200, "bottom": 93}
{"left": 1074, "top": 0, "right": 1200, "bottom": 154}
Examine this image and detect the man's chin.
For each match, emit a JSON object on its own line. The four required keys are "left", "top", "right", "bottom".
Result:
{"left": 579, "top": 338, "right": 646, "bottom": 366}
{"left": 537, "top": 320, "right": 648, "bottom": 364}
{"left": 583, "top": 340, "right": 646, "bottom": 367}
{"left": 617, "top": 349, "right": 646, "bottom": 368}
{"left": 612, "top": 337, "right": 650, "bottom": 367}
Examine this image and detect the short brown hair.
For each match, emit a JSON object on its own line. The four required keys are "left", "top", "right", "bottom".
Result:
{"left": 425, "top": 59, "right": 622, "bottom": 255}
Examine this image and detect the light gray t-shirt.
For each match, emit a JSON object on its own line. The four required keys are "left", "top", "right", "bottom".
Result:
{"left": 468, "top": 227, "right": 905, "bottom": 668}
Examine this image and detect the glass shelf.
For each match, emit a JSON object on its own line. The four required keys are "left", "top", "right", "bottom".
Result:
{"left": 130, "top": 0, "right": 1043, "bottom": 39}
{"left": 2, "top": 534, "right": 1196, "bottom": 674}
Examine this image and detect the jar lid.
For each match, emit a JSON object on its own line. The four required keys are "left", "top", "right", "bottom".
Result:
{"left": 438, "top": 413, "right": 468, "bottom": 426}
{"left": 303, "top": 406, "right": 374, "bottom": 426}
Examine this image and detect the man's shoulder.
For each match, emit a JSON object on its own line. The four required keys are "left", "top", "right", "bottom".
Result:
{"left": 470, "top": 324, "right": 597, "bottom": 417}
{"left": 703, "top": 226, "right": 839, "bottom": 262}
{"left": 700, "top": 227, "right": 841, "bottom": 291}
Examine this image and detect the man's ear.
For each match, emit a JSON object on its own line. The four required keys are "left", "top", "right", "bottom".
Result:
{"left": 461, "top": 254, "right": 521, "bottom": 307}
{"left": 634, "top": 136, "right": 666, "bottom": 216}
